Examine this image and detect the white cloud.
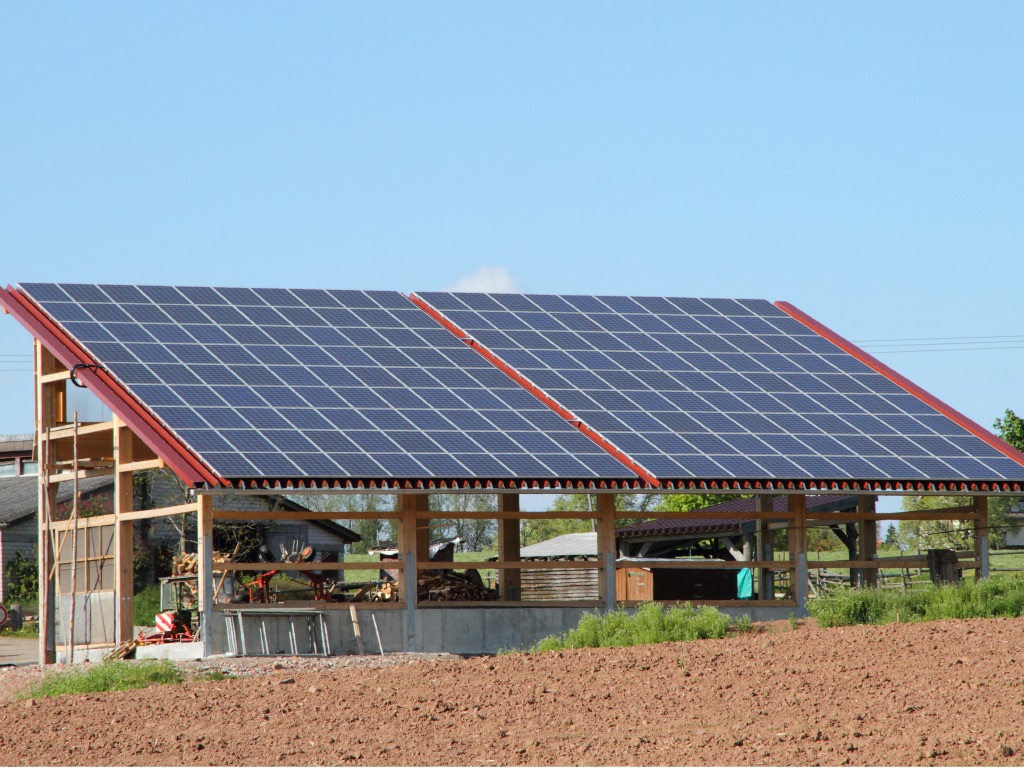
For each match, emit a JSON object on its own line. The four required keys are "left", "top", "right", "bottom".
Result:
{"left": 445, "top": 266, "right": 523, "bottom": 294}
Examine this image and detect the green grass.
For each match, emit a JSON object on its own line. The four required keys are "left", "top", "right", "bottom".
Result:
{"left": 0, "top": 622, "right": 39, "bottom": 639}
{"left": 808, "top": 575, "right": 1024, "bottom": 627}
{"left": 19, "top": 659, "right": 182, "bottom": 700}
{"left": 528, "top": 602, "right": 734, "bottom": 652}
{"left": 133, "top": 584, "right": 162, "bottom": 626}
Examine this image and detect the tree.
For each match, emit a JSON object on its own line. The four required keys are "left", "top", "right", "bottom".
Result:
{"left": 992, "top": 408, "right": 1024, "bottom": 545}
{"left": 299, "top": 494, "right": 396, "bottom": 554}
{"left": 429, "top": 494, "right": 498, "bottom": 552}
{"left": 994, "top": 409, "right": 1024, "bottom": 452}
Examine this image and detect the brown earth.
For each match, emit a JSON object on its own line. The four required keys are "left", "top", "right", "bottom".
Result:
{"left": 2, "top": 617, "right": 1024, "bottom": 766}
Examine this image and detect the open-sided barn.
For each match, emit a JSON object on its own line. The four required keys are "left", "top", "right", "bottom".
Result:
{"left": 2, "top": 283, "right": 1023, "bottom": 661}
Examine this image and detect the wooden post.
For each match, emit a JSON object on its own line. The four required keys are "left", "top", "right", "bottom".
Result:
{"left": 66, "top": 415, "right": 79, "bottom": 664}
{"left": 399, "top": 494, "right": 428, "bottom": 651}
{"left": 35, "top": 340, "right": 61, "bottom": 665}
{"left": 113, "top": 416, "right": 136, "bottom": 644}
{"left": 597, "top": 494, "right": 617, "bottom": 610}
{"left": 858, "top": 496, "right": 877, "bottom": 588}
{"left": 497, "top": 494, "right": 521, "bottom": 601}
{"left": 788, "top": 494, "right": 808, "bottom": 610}
{"left": 349, "top": 604, "right": 364, "bottom": 655}
{"left": 974, "top": 496, "right": 989, "bottom": 580}
{"left": 197, "top": 493, "right": 214, "bottom": 658}
{"left": 756, "top": 495, "right": 774, "bottom": 600}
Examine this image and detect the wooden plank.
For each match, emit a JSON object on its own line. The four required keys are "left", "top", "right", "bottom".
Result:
{"left": 48, "top": 467, "right": 114, "bottom": 484}
{"left": 119, "top": 502, "right": 198, "bottom": 522}
{"left": 212, "top": 509, "right": 398, "bottom": 521}
{"left": 48, "top": 513, "right": 117, "bottom": 531}
{"left": 425, "top": 560, "right": 600, "bottom": 570}
{"left": 118, "top": 458, "right": 165, "bottom": 473}
{"left": 214, "top": 601, "right": 408, "bottom": 612}
{"left": 808, "top": 510, "right": 974, "bottom": 522}
{"left": 213, "top": 561, "right": 405, "bottom": 572}
{"left": 40, "top": 369, "right": 71, "bottom": 384}
{"left": 417, "top": 600, "right": 606, "bottom": 609}
{"left": 615, "top": 559, "right": 792, "bottom": 571}
{"left": 619, "top": 599, "right": 798, "bottom": 608}
{"left": 44, "top": 420, "right": 114, "bottom": 438}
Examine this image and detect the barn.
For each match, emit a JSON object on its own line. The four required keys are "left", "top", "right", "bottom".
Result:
{"left": 2, "top": 283, "right": 1022, "bottom": 662}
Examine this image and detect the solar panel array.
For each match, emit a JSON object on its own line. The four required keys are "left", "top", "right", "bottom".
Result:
{"left": 415, "top": 292, "right": 1023, "bottom": 482}
{"left": 20, "top": 283, "right": 634, "bottom": 481}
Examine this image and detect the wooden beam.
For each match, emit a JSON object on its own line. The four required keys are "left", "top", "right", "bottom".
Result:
{"left": 974, "top": 496, "right": 989, "bottom": 580}
{"left": 44, "top": 420, "right": 115, "bottom": 438}
{"left": 35, "top": 339, "right": 59, "bottom": 663}
{"left": 615, "top": 559, "right": 792, "bottom": 571}
{"left": 757, "top": 495, "right": 774, "bottom": 601}
{"left": 48, "top": 467, "right": 114, "bottom": 484}
{"left": 119, "top": 502, "right": 199, "bottom": 522}
{"left": 598, "top": 494, "right": 617, "bottom": 609}
{"left": 39, "top": 369, "right": 71, "bottom": 384}
{"left": 399, "top": 494, "right": 428, "bottom": 650}
{"left": 114, "top": 416, "right": 135, "bottom": 644}
{"left": 858, "top": 496, "right": 877, "bottom": 588}
{"left": 789, "top": 494, "right": 808, "bottom": 609}
{"left": 212, "top": 509, "right": 397, "bottom": 521}
{"left": 212, "top": 561, "right": 406, "bottom": 572}
{"left": 118, "top": 458, "right": 165, "bottom": 473}
{"left": 198, "top": 494, "right": 214, "bottom": 657}
{"left": 48, "top": 513, "right": 117, "bottom": 531}
{"left": 497, "top": 493, "right": 521, "bottom": 601}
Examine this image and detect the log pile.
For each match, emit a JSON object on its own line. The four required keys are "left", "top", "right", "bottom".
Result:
{"left": 172, "top": 550, "right": 231, "bottom": 575}
{"left": 418, "top": 570, "right": 498, "bottom": 602}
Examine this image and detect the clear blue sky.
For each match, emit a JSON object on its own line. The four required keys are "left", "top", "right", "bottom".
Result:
{"left": 2, "top": 3, "right": 1022, "bottom": 468}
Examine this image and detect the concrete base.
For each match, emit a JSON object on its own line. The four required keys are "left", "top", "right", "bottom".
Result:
{"left": 207, "top": 603, "right": 806, "bottom": 657}
{"left": 136, "top": 642, "right": 206, "bottom": 661}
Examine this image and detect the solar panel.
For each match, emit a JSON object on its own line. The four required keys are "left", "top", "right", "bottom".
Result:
{"left": 20, "top": 283, "right": 635, "bottom": 482}
{"left": 415, "top": 292, "right": 1021, "bottom": 482}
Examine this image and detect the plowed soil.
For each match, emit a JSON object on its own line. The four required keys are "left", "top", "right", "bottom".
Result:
{"left": 3, "top": 617, "right": 1024, "bottom": 765}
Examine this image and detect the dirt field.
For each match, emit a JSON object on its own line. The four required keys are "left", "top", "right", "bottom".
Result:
{"left": 2, "top": 617, "right": 1024, "bottom": 765}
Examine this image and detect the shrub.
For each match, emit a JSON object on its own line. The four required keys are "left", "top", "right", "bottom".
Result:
{"left": 133, "top": 584, "right": 162, "bottom": 627}
{"left": 529, "top": 602, "right": 733, "bottom": 652}
{"left": 5, "top": 549, "right": 38, "bottom": 605}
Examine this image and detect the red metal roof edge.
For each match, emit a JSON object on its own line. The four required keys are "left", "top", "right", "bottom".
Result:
{"left": 1, "top": 285, "right": 225, "bottom": 488}
{"left": 776, "top": 301, "right": 1024, "bottom": 470}
{"left": 407, "top": 292, "right": 661, "bottom": 487}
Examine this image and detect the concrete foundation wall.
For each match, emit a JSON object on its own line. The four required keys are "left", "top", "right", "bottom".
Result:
{"left": 206, "top": 604, "right": 800, "bottom": 657}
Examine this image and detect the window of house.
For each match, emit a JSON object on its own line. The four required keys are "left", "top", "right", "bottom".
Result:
{"left": 20, "top": 459, "right": 39, "bottom": 476}
{"left": 0, "top": 460, "right": 15, "bottom": 477}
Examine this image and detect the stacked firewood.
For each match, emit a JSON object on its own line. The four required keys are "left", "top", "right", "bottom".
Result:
{"left": 417, "top": 570, "right": 498, "bottom": 602}
{"left": 172, "top": 550, "right": 230, "bottom": 575}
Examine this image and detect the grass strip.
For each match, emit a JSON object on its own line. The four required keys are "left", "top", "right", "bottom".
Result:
{"left": 808, "top": 575, "right": 1024, "bottom": 627}
{"left": 19, "top": 659, "right": 182, "bottom": 700}
{"left": 528, "top": 602, "right": 735, "bottom": 652}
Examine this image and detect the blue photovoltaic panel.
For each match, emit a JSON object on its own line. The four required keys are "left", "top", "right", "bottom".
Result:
{"left": 416, "top": 292, "right": 1023, "bottom": 482}
{"left": 20, "top": 283, "right": 634, "bottom": 481}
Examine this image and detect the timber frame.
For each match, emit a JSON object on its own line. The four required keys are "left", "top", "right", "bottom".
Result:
{"left": 30, "top": 339, "right": 997, "bottom": 663}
